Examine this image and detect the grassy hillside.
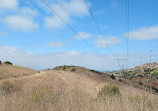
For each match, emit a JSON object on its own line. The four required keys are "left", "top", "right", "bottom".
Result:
{"left": 0, "top": 64, "right": 37, "bottom": 80}
{"left": 117, "top": 63, "right": 158, "bottom": 93}
{"left": 124, "top": 63, "right": 158, "bottom": 78}
{"left": 0, "top": 65, "right": 157, "bottom": 111}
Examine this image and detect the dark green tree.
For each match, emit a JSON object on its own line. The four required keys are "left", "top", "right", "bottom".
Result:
{"left": 110, "top": 74, "right": 116, "bottom": 80}
{"left": 4, "top": 61, "right": 13, "bottom": 65}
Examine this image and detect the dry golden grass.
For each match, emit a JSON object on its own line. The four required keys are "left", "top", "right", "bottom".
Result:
{"left": 0, "top": 68, "right": 157, "bottom": 111}
{"left": 0, "top": 85, "right": 157, "bottom": 111}
{"left": 0, "top": 64, "right": 37, "bottom": 80}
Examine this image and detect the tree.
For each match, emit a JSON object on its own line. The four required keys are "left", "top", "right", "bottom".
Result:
{"left": 110, "top": 74, "right": 116, "bottom": 80}
{"left": 4, "top": 61, "right": 13, "bottom": 65}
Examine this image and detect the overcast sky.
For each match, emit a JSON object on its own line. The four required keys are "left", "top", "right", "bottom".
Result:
{"left": 0, "top": 0, "right": 158, "bottom": 71}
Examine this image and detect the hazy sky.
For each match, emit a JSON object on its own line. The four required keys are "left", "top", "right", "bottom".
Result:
{"left": 0, "top": 0, "right": 158, "bottom": 71}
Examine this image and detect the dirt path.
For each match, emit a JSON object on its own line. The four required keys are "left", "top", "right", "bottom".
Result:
{"left": 0, "top": 71, "right": 46, "bottom": 83}
{"left": 0, "top": 70, "right": 107, "bottom": 96}
{"left": 54, "top": 71, "right": 106, "bottom": 96}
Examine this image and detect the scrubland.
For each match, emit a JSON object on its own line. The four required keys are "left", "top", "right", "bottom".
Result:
{"left": 0, "top": 81, "right": 157, "bottom": 111}
{"left": 0, "top": 65, "right": 157, "bottom": 111}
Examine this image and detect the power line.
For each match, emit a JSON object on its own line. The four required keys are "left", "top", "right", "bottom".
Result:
{"left": 126, "top": 0, "right": 130, "bottom": 68}
{"left": 83, "top": 0, "right": 120, "bottom": 58}
{"left": 83, "top": 0, "right": 128, "bottom": 71}
{"left": 41, "top": 0, "right": 115, "bottom": 67}
{"left": 41, "top": 0, "right": 130, "bottom": 71}
{"left": 150, "top": 50, "right": 152, "bottom": 64}
{"left": 83, "top": 0, "right": 116, "bottom": 50}
{"left": 114, "top": 58, "right": 128, "bottom": 73}
{"left": 41, "top": 0, "right": 100, "bottom": 54}
{"left": 83, "top": 0, "right": 104, "bottom": 36}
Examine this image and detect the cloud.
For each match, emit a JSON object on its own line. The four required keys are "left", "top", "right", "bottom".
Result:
{"left": 73, "top": 32, "right": 91, "bottom": 39}
{"left": 47, "top": 42, "right": 64, "bottom": 47}
{"left": 18, "top": 7, "right": 39, "bottom": 17}
{"left": 45, "top": 16, "right": 65, "bottom": 29}
{"left": 0, "top": 0, "right": 18, "bottom": 12}
{"left": 2, "top": 15, "right": 39, "bottom": 31}
{"left": 0, "top": 44, "right": 118, "bottom": 71}
{"left": 45, "top": 0, "right": 88, "bottom": 28}
{"left": 124, "top": 25, "right": 158, "bottom": 40}
{"left": 0, "top": 44, "right": 155, "bottom": 71}
{"left": 0, "top": 0, "right": 39, "bottom": 31}
{"left": 95, "top": 36, "right": 121, "bottom": 48}
{"left": 69, "top": 51, "right": 79, "bottom": 55}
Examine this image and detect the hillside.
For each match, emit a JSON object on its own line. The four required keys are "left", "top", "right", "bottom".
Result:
{"left": 0, "top": 65, "right": 157, "bottom": 111}
{"left": 0, "top": 66, "right": 111, "bottom": 96}
{"left": 119, "top": 63, "right": 158, "bottom": 92}
{"left": 53, "top": 65, "right": 105, "bottom": 75}
{"left": 0, "top": 63, "right": 37, "bottom": 80}
{"left": 125, "top": 63, "right": 158, "bottom": 76}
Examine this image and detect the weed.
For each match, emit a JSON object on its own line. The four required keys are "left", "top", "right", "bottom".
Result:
{"left": 98, "top": 85, "right": 120, "bottom": 97}
{"left": 0, "top": 81, "right": 13, "bottom": 94}
{"left": 71, "top": 68, "right": 76, "bottom": 72}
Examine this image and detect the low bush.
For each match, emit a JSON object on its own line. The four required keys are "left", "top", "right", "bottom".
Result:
{"left": 98, "top": 85, "right": 120, "bottom": 97}
{"left": 118, "top": 78, "right": 123, "bottom": 82}
{"left": 71, "top": 68, "right": 76, "bottom": 72}
{"left": 136, "top": 74, "right": 144, "bottom": 77}
{"left": 62, "top": 66, "right": 67, "bottom": 70}
{"left": 90, "top": 70, "right": 102, "bottom": 74}
{"left": 4, "top": 61, "right": 13, "bottom": 65}
{"left": 151, "top": 71, "right": 158, "bottom": 79}
{"left": 0, "top": 81, "right": 13, "bottom": 94}
{"left": 110, "top": 74, "right": 115, "bottom": 79}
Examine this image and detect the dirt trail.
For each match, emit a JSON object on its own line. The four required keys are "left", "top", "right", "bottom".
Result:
{"left": 0, "top": 71, "right": 46, "bottom": 82}
{"left": 0, "top": 70, "right": 107, "bottom": 96}
{"left": 54, "top": 71, "right": 106, "bottom": 96}
{"left": 56, "top": 72, "right": 72, "bottom": 84}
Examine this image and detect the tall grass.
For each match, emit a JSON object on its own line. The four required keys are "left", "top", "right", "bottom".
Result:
{"left": 0, "top": 85, "right": 157, "bottom": 111}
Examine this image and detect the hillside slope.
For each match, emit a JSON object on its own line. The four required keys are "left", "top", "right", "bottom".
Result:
{"left": 0, "top": 65, "right": 151, "bottom": 96}
{"left": 0, "top": 65, "right": 158, "bottom": 111}
{"left": 125, "top": 63, "right": 158, "bottom": 76}
{"left": 121, "top": 63, "right": 158, "bottom": 92}
{"left": 0, "top": 64, "right": 37, "bottom": 80}
{"left": 0, "top": 67, "right": 109, "bottom": 96}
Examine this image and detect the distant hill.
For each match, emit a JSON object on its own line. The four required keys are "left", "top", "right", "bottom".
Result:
{"left": 0, "top": 65, "right": 118, "bottom": 97}
{"left": 120, "top": 63, "right": 158, "bottom": 92}
{"left": 0, "top": 64, "right": 158, "bottom": 111}
{"left": 122, "top": 63, "right": 158, "bottom": 81}
{"left": 125, "top": 63, "right": 158, "bottom": 76}
{"left": 0, "top": 63, "right": 37, "bottom": 80}
{"left": 53, "top": 65, "right": 106, "bottom": 75}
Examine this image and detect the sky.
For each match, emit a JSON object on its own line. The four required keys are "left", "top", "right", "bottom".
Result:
{"left": 0, "top": 0, "right": 158, "bottom": 71}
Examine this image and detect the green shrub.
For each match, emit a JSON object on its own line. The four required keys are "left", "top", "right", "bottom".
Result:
{"left": 98, "top": 85, "right": 120, "bottom": 97}
{"left": 62, "top": 66, "right": 67, "bottom": 70}
{"left": 152, "top": 71, "right": 158, "bottom": 75}
{"left": 90, "top": 70, "right": 102, "bottom": 74}
{"left": 71, "top": 68, "right": 76, "bottom": 72}
{"left": 110, "top": 74, "right": 115, "bottom": 79}
{"left": 136, "top": 74, "right": 144, "bottom": 77}
{"left": 151, "top": 71, "right": 158, "bottom": 79}
{"left": 0, "top": 61, "right": 1, "bottom": 65}
{"left": 4, "top": 61, "right": 13, "bottom": 65}
{"left": 0, "top": 81, "right": 13, "bottom": 94}
{"left": 118, "top": 79, "right": 123, "bottom": 82}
